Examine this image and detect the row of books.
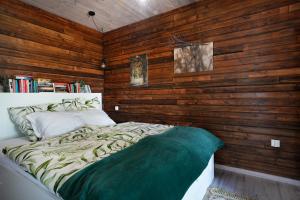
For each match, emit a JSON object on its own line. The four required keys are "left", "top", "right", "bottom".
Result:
{"left": 8, "top": 78, "right": 38, "bottom": 93}
{"left": 8, "top": 76, "right": 92, "bottom": 93}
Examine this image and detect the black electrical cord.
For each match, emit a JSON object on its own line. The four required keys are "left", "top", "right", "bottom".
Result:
{"left": 92, "top": 16, "right": 102, "bottom": 32}
{"left": 88, "top": 11, "right": 103, "bottom": 32}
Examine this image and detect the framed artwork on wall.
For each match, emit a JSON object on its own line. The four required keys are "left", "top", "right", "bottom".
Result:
{"left": 174, "top": 42, "right": 213, "bottom": 74}
{"left": 130, "top": 54, "right": 148, "bottom": 86}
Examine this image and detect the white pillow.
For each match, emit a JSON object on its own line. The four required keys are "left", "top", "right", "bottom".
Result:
{"left": 26, "top": 112, "right": 85, "bottom": 139}
{"left": 71, "top": 110, "right": 116, "bottom": 126}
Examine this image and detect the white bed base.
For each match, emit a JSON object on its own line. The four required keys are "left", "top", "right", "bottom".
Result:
{"left": 183, "top": 155, "right": 214, "bottom": 200}
{"left": 0, "top": 93, "right": 102, "bottom": 140}
{"left": 0, "top": 93, "right": 214, "bottom": 200}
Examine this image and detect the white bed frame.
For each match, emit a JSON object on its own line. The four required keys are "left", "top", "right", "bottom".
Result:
{"left": 0, "top": 93, "right": 214, "bottom": 200}
{"left": 0, "top": 93, "right": 102, "bottom": 140}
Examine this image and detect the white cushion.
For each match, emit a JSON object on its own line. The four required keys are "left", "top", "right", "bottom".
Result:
{"left": 71, "top": 110, "right": 116, "bottom": 126}
{"left": 26, "top": 112, "right": 85, "bottom": 139}
{"left": 26, "top": 110, "right": 116, "bottom": 139}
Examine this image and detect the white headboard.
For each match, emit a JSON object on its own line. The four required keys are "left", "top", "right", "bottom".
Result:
{"left": 0, "top": 93, "right": 102, "bottom": 140}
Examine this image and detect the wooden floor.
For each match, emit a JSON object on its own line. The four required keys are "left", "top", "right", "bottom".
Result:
{"left": 211, "top": 169, "right": 300, "bottom": 200}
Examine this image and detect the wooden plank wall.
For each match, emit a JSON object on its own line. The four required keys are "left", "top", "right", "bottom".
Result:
{"left": 0, "top": 0, "right": 104, "bottom": 92}
{"left": 103, "top": 0, "right": 300, "bottom": 179}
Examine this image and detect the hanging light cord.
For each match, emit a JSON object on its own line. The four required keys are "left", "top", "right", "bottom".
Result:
{"left": 91, "top": 16, "right": 102, "bottom": 32}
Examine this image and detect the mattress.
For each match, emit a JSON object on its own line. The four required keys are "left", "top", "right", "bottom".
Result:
{"left": 0, "top": 137, "right": 214, "bottom": 200}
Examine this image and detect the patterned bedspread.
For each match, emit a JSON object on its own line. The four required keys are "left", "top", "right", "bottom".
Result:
{"left": 3, "top": 122, "right": 172, "bottom": 193}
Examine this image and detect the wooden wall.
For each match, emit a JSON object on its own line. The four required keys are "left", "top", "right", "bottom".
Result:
{"left": 0, "top": 0, "right": 104, "bottom": 92}
{"left": 103, "top": 0, "right": 300, "bottom": 179}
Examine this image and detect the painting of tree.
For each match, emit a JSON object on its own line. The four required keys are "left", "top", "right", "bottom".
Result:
{"left": 174, "top": 42, "right": 213, "bottom": 74}
{"left": 130, "top": 54, "right": 148, "bottom": 86}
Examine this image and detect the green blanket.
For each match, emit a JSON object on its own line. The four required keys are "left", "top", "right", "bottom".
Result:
{"left": 58, "top": 126, "right": 224, "bottom": 200}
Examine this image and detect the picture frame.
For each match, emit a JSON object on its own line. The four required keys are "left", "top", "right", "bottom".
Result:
{"left": 130, "top": 54, "right": 148, "bottom": 86}
{"left": 174, "top": 42, "right": 213, "bottom": 74}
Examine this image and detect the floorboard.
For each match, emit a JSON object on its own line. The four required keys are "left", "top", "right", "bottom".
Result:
{"left": 211, "top": 169, "right": 300, "bottom": 200}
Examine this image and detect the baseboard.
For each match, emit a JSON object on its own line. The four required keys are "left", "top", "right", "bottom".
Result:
{"left": 215, "top": 164, "right": 300, "bottom": 187}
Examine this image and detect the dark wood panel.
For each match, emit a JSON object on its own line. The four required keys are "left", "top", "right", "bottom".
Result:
{"left": 0, "top": 0, "right": 103, "bottom": 91}
{"left": 103, "top": 0, "right": 300, "bottom": 179}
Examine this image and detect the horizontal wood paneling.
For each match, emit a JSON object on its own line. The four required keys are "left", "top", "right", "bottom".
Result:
{"left": 103, "top": 0, "right": 300, "bottom": 179}
{"left": 0, "top": 0, "right": 104, "bottom": 92}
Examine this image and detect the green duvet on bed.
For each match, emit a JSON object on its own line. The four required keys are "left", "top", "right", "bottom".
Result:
{"left": 58, "top": 126, "right": 223, "bottom": 200}
{"left": 3, "top": 122, "right": 223, "bottom": 200}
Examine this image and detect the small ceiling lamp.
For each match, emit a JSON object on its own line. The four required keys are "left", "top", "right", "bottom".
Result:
{"left": 101, "top": 59, "right": 107, "bottom": 69}
{"left": 88, "top": 11, "right": 106, "bottom": 69}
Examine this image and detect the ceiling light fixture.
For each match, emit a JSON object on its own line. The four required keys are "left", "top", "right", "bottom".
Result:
{"left": 101, "top": 58, "right": 107, "bottom": 69}
{"left": 88, "top": 11, "right": 104, "bottom": 32}
{"left": 88, "top": 11, "right": 95, "bottom": 16}
{"left": 87, "top": 10, "right": 106, "bottom": 69}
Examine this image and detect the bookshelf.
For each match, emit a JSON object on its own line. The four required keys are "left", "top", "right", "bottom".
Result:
{"left": 7, "top": 75, "right": 92, "bottom": 93}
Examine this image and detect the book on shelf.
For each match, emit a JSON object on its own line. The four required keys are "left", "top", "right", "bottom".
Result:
{"left": 83, "top": 85, "right": 92, "bottom": 93}
{"left": 15, "top": 75, "right": 33, "bottom": 80}
{"left": 38, "top": 85, "right": 55, "bottom": 93}
{"left": 37, "top": 78, "right": 52, "bottom": 86}
{"left": 8, "top": 79, "right": 13, "bottom": 93}
{"left": 37, "top": 78, "right": 54, "bottom": 93}
{"left": 54, "top": 82, "right": 68, "bottom": 93}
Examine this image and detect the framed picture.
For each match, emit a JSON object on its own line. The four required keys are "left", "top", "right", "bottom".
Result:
{"left": 130, "top": 54, "right": 148, "bottom": 86}
{"left": 174, "top": 42, "right": 213, "bottom": 74}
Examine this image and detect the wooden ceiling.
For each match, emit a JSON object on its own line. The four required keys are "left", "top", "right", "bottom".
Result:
{"left": 20, "top": 0, "right": 199, "bottom": 32}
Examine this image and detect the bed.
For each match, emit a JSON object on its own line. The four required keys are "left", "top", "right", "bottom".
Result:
{"left": 0, "top": 93, "right": 222, "bottom": 200}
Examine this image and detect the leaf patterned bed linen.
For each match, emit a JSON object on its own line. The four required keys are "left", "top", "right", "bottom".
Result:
{"left": 3, "top": 122, "right": 172, "bottom": 194}
{"left": 62, "top": 97, "right": 101, "bottom": 111}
